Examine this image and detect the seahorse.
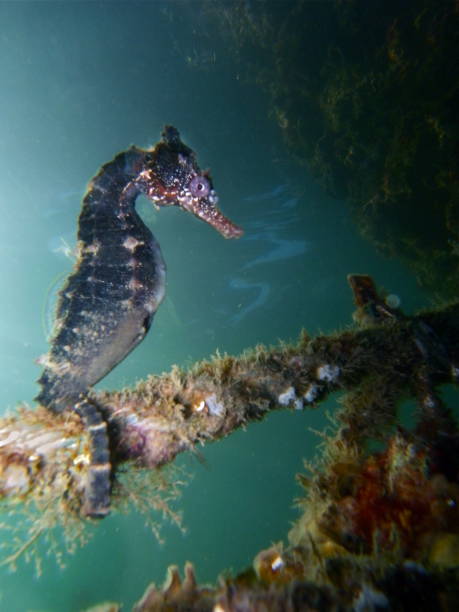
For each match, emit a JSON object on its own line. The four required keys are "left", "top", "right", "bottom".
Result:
{"left": 36, "top": 126, "right": 243, "bottom": 518}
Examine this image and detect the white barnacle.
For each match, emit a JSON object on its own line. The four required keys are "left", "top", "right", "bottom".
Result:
{"left": 317, "top": 364, "right": 340, "bottom": 383}
{"left": 293, "top": 397, "right": 303, "bottom": 411}
{"left": 195, "top": 400, "right": 206, "bottom": 412}
{"left": 303, "top": 383, "right": 320, "bottom": 404}
{"left": 278, "top": 386, "right": 296, "bottom": 406}
{"left": 205, "top": 393, "right": 224, "bottom": 416}
{"left": 271, "top": 555, "right": 285, "bottom": 571}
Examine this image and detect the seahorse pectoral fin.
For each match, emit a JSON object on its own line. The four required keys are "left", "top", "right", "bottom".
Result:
{"left": 80, "top": 308, "right": 154, "bottom": 389}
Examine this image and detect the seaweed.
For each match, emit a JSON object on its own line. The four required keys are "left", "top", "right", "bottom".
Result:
{"left": 201, "top": 0, "right": 459, "bottom": 298}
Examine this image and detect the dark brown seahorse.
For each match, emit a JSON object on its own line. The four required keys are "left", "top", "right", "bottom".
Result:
{"left": 36, "top": 126, "right": 243, "bottom": 518}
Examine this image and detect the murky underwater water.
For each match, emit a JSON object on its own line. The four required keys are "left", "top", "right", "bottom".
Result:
{"left": 0, "top": 1, "right": 452, "bottom": 610}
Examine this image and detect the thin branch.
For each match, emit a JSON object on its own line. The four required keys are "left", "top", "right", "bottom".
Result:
{"left": 1, "top": 293, "right": 458, "bottom": 516}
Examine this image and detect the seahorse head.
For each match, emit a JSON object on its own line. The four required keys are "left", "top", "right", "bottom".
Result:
{"left": 140, "top": 126, "right": 243, "bottom": 239}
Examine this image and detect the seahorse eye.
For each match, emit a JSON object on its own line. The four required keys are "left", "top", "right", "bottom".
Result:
{"left": 189, "top": 175, "right": 210, "bottom": 198}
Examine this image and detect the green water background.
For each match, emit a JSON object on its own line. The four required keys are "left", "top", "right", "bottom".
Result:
{"left": 0, "top": 2, "right": 431, "bottom": 610}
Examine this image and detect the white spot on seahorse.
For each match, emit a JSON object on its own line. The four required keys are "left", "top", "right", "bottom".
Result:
{"left": 128, "top": 278, "right": 144, "bottom": 291}
{"left": 123, "top": 236, "right": 143, "bottom": 252}
{"left": 83, "top": 240, "right": 101, "bottom": 256}
{"left": 127, "top": 257, "right": 139, "bottom": 268}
